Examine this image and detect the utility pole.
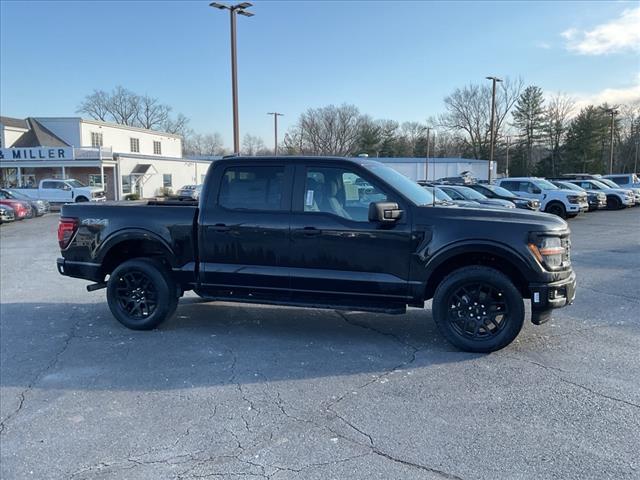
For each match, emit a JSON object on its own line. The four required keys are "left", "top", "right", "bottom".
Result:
{"left": 210, "top": 2, "right": 254, "bottom": 154}
{"left": 604, "top": 107, "right": 619, "bottom": 174}
{"left": 267, "top": 112, "right": 284, "bottom": 155}
{"left": 486, "top": 76, "right": 502, "bottom": 182}
{"left": 635, "top": 140, "right": 639, "bottom": 174}
{"left": 505, "top": 135, "right": 511, "bottom": 177}
{"left": 425, "top": 127, "right": 431, "bottom": 181}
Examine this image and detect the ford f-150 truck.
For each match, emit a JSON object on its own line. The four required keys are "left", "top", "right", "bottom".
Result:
{"left": 14, "top": 178, "right": 106, "bottom": 204}
{"left": 57, "top": 156, "right": 576, "bottom": 352}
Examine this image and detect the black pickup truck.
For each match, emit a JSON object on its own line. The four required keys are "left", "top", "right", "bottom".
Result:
{"left": 57, "top": 156, "right": 576, "bottom": 352}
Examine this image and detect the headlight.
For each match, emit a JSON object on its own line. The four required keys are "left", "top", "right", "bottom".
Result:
{"left": 567, "top": 195, "right": 580, "bottom": 204}
{"left": 528, "top": 235, "right": 569, "bottom": 270}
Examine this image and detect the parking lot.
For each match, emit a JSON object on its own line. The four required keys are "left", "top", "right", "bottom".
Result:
{"left": 1, "top": 209, "right": 639, "bottom": 480}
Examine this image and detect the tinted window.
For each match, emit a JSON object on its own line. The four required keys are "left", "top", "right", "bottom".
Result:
{"left": 609, "top": 176, "right": 626, "bottom": 185}
{"left": 500, "top": 181, "right": 519, "bottom": 191}
{"left": 219, "top": 166, "right": 285, "bottom": 211}
{"left": 42, "top": 181, "right": 60, "bottom": 189}
{"left": 304, "top": 167, "right": 388, "bottom": 222}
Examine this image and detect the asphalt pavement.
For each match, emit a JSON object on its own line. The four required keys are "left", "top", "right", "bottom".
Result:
{"left": 1, "top": 209, "right": 639, "bottom": 480}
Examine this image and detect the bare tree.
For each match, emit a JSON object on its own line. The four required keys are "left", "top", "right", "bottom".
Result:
{"left": 184, "top": 132, "right": 226, "bottom": 156}
{"left": 77, "top": 86, "right": 189, "bottom": 134}
{"left": 242, "top": 134, "right": 266, "bottom": 156}
{"left": 439, "top": 77, "right": 523, "bottom": 159}
{"left": 77, "top": 89, "right": 110, "bottom": 121}
{"left": 136, "top": 95, "right": 171, "bottom": 130}
{"left": 544, "top": 93, "right": 575, "bottom": 176}
{"left": 296, "top": 104, "right": 364, "bottom": 156}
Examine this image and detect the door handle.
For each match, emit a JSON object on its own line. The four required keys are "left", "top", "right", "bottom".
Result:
{"left": 208, "top": 223, "right": 230, "bottom": 232}
{"left": 297, "top": 226, "right": 322, "bottom": 236}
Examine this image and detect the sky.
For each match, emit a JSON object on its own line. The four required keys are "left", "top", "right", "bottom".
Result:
{"left": 1, "top": 0, "right": 639, "bottom": 148}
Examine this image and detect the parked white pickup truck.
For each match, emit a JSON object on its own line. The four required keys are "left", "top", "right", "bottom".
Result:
{"left": 13, "top": 179, "right": 106, "bottom": 204}
{"left": 496, "top": 177, "right": 588, "bottom": 218}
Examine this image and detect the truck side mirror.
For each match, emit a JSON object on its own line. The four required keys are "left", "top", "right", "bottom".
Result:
{"left": 369, "top": 202, "right": 403, "bottom": 223}
{"left": 531, "top": 187, "right": 541, "bottom": 194}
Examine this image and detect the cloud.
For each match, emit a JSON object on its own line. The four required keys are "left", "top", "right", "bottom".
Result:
{"left": 562, "top": 7, "right": 640, "bottom": 55}
{"left": 569, "top": 78, "right": 640, "bottom": 111}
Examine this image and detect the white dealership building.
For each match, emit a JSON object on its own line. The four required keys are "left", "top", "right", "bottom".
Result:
{"left": 0, "top": 116, "right": 212, "bottom": 200}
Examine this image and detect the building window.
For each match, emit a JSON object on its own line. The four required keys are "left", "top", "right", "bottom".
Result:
{"left": 130, "top": 138, "right": 140, "bottom": 153}
{"left": 89, "top": 174, "right": 105, "bottom": 187}
{"left": 122, "top": 175, "right": 132, "bottom": 194}
{"left": 153, "top": 141, "right": 162, "bottom": 155}
{"left": 91, "top": 132, "right": 103, "bottom": 147}
{"left": 163, "top": 174, "right": 172, "bottom": 188}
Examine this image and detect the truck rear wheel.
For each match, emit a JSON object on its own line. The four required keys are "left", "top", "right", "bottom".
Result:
{"left": 432, "top": 266, "right": 524, "bottom": 353}
{"left": 107, "top": 258, "right": 178, "bottom": 330}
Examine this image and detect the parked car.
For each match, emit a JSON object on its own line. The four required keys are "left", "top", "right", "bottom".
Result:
{"left": 0, "top": 205, "right": 16, "bottom": 224}
{"left": 438, "top": 185, "right": 516, "bottom": 209}
{"left": 563, "top": 179, "right": 634, "bottom": 209}
{"left": 177, "top": 184, "right": 203, "bottom": 201}
{"left": 596, "top": 177, "right": 640, "bottom": 205}
{"left": 0, "top": 189, "right": 50, "bottom": 216}
{"left": 467, "top": 183, "right": 540, "bottom": 211}
{"left": 418, "top": 182, "right": 482, "bottom": 208}
{"left": 602, "top": 173, "right": 640, "bottom": 190}
{"left": 57, "top": 156, "right": 576, "bottom": 353}
{"left": 496, "top": 177, "right": 588, "bottom": 218}
{"left": 13, "top": 178, "right": 106, "bottom": 204}
{"left": 0, "top": 197, "right": 33, "bottom": 219}
{"left": 550, "top": 181, "right": 606, "bottom": 211}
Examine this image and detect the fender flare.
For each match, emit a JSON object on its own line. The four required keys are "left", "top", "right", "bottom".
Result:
{"left": 95, "top": 228, "right": 176, "bottom": 267}
{"left": 423, "top": 240, "right": 535, "bottom": 284}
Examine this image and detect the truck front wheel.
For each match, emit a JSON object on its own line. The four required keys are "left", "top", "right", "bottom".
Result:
{"left": 432, "top": 266, "right": 525, "bottom": 353}
{"left": 107, "top": 258, "right": 178, "bottom": 330}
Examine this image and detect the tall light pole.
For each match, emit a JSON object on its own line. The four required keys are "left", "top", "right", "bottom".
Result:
{"left": 210, "top": 2, "right": 254, "bottom": 154}
{"left": 604, "top": 107, "right": 619, "bottom": 174}
{"left": 486, "top": 76, "right": 502, "bottom": 182}
{"left": 635, "top": 139, "right": 639, "bottom": 174}
{"left": 267, "top": 112, "right": 284, "bottom": 155}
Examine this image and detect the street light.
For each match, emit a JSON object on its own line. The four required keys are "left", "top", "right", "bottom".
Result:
{"left": 210, "top": 2, "right": 254, "bottom": 154}
{"left": 603, "top": 107, "right": 619, "bottom": 174}
{"left": 267, "top": 112, "right": 284, "bottom": 155}
{"left": 486, "top": 76, "right": 502, "bottom": 182}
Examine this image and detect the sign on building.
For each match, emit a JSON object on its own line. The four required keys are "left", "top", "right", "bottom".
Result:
{"left": 0, "top": 147, "right": 74, "bottom": 161}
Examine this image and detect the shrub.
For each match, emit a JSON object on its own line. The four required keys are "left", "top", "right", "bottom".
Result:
{"left": 124, "top": 193, "right": 140, "bottom": 201}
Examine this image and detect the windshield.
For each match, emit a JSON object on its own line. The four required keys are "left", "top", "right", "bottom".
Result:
{"left": 364, "top": 163, "right": 435, "bottom": 206}
{"left": 598, "top": 178, "right": 620, "bottom": 189}
{"left": 534, "top": 179, "right": 558, "bottom": 190}
{"left": 66, "top": 180, "right": 86, "bottom": 188}
{"left": 3, "top": 189, "right": 28, "bottom": 200}
{"left": 456, "top": 186, "right": 486, "bottom": 200}
{"left": 557, "top": 182, "right": 584, "bottom": 192}
{"left": 484, "top": 185, "right": 517, "bottom": 198}
{"left": 591, "top": 180, "right": 613, "bottom": 189}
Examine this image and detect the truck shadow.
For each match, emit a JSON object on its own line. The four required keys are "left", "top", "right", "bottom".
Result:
{"left": 0, "top": 300, "right": 482, "bottom": 393}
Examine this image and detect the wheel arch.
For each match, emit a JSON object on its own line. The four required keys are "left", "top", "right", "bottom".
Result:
{"left": 97, "top": 230, "right": 176, "bottom": 276}
{"left": 423, "top": 243, "right": 532, "bottom": 300}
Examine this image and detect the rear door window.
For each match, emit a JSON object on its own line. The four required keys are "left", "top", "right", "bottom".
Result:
{"left": 218, "top": 165, "right": 286, "bottom": 211}
{"left": 500, "top": 181, "right": 519, "bottom": 191}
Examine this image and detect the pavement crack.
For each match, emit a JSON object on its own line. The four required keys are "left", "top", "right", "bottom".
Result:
{"left": 371, "top": 449, "right": 464, "bottom": 479}
{"left": 0, "top": 308, "right": 82, "bottom": 435}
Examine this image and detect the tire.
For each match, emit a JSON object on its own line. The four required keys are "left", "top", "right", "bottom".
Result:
{"left": 107, "top": 258, "right": 178, "bottom": 330}
{"left": 76, "top": 196, "right": 89, "bottom": 202}
{"left": 545, "top": 202, "right": 566, "bottom": 218}
{"left": 606, "top": 195, "right": 622, "bottom": 210}
{"left": 432, "top": 266, "right": 525, "bottom": 353}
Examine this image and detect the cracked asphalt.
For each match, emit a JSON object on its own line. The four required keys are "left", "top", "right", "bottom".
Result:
{"left": 1, "top": 209, "right": 639, "bottom": 480}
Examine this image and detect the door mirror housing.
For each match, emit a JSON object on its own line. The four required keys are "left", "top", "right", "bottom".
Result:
{"left": 369, "top": 202, "right": 403, "bottom": 223}
{"left": 531, "top": 187, "right": 541, "bottom": 194}
{"left": 62, "top": 184, "right": 72, "bottom": 191}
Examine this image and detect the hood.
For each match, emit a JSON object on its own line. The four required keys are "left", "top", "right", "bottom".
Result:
{"left": 480, "top": 198, "right": 515, "bottom": 208}
{"left": 555, "top": 188, "right": 585, "bottom": 197}
{"left": 416, "top": 203, "right": 568, "bottom": 233}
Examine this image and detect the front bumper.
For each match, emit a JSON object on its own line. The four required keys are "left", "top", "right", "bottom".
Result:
{"left": 529, "top": 271, "right": 576, "bottom": 325}
{"left": 90, "top": 196, "right": 107, "bottom": 202}
{"left": 57, "top": 257, "right": 103, "bottom": 282}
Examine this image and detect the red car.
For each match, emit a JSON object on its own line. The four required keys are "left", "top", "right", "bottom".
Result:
{"left": 0, "top": 198, "right": 33, "bottom": 219}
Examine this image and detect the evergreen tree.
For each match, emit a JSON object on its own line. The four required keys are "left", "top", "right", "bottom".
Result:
{"left": 512, "top": 86, "right": 546, "bottom": 174}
